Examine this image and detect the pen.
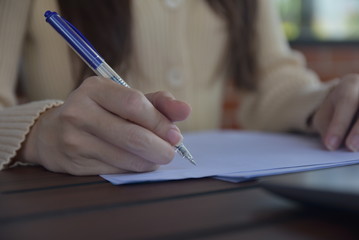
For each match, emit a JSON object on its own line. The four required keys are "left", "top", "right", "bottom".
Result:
{"left": 44, "top": 10, "right": 196, "bottom": 166}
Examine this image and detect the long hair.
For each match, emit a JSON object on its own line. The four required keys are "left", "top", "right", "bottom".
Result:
{"left": 58, "top": 0, "right": 258, "bottom": 90}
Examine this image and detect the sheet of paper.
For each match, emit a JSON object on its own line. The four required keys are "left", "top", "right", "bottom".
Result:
{"left": 101, "top": 130, "right": 359, "bottom": 185}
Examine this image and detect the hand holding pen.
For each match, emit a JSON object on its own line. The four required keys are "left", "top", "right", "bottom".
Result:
{"left": 18, "top": 11, "right": 194, "bottom": 176}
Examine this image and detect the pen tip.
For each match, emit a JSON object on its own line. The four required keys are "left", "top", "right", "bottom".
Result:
{"left": 175, "top": 143, "right": 196, "bottom": 166}
{"left": 190, "top": 158, "right": 197, "bottom": 166}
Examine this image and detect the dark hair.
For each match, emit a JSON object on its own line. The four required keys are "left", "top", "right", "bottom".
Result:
{"left": 58, "top": 0, "right": 258, "bottom": 90}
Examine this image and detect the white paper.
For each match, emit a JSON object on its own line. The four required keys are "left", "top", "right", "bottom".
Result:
{"left": 101, "top": 130, "right": 359, "bottom": 185}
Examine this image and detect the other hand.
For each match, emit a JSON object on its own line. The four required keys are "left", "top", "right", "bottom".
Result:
{"left": 312, "top": 74, "right": 359, "bottom": 151}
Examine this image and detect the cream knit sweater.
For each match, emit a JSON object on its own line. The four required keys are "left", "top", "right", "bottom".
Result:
{"left": 0, "top": 0, "right": 333, "bottom": 169}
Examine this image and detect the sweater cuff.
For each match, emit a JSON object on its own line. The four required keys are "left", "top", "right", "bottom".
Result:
{"left": 0, "top": 100, "right": 63, "bottom": 170}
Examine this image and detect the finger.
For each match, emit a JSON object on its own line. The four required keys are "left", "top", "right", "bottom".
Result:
{"left": 74, "top": 131, "right": 160, "bottom": 173}
{"left": 40, "top": 140, "right": 124, "bottom": 176}
{"left": 81, "top": 77, "right": 183, "bottom": 146}
{"left": 60, "top": 85, "right": 176, "bottom": 164}
{"left": 345, "top": 113, "right": 359, "bottom": 151}
{"left": 324, "top": 97, "right": 359, "bottom": 150}
{"left": 67, "top": 99, "right": 175, "bottom": 164}
{"left": 145, "top": 91, "right": 191, "bottom": 122}
{"left": 63, "top": 157, "right": 128, "bottom": 176}
{"left": 312, "top": 104, "right": 332, "bottom": 139}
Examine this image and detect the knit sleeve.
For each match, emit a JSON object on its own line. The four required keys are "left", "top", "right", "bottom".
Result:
{"left": 0, "top": 1, "right": 65, "bottom": 169}
{"left": 239, "top": 0, "right": 336, "bottom": 132}
{"left": 0, "top": 100, "right": 64, "bottom": 169}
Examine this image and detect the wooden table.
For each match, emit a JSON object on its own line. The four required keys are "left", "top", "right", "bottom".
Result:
{"left": 1, "top": 165, "right": 359, "bottom": 240}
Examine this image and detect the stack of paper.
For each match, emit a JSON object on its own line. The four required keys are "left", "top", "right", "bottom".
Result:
{"left": 101, "top": 130, "right": 359, "bottom": 185}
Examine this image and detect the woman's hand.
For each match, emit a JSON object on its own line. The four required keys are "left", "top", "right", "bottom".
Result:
{"left": 312, "top": 74, "right": 359, "bottom": 151}
{"left": 21, "top": 77, "right": 191, "bottom": 175}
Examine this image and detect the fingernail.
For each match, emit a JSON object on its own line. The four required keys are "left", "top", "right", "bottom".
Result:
{"left": 166, "top": 126, "right": 183, "bottom": 146}
{"left": 327, "top": 136, "right": 340, "bottom": 150}
{"left": 348, "top": 135, "right": 359, "bottom": 152}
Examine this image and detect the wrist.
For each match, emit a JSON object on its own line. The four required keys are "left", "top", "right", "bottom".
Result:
{"left": 20, "top": 117, "right": 41, "bottom": 165}
{"left": 19, "top": 107, "right": 56, "bottom": 165}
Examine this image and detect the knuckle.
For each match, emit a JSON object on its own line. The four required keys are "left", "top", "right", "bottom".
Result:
{"left": 162, "top": 147, "right": 175, "bottom": 163}
{"left": 123, "top": 89, "right": 146, "bottom": 116}
{"left": 331, "top": 118, "right": 348, "bottom": 131}
{"left": 152, "top": 90, "right": 169, "bottom": 101}
{"left": 126, "top": 125, "right": 151, "bottom": 152}
{"left": 64, "top": 163, "right": 81, "bottom": 176}
{"left": 61, "top": 131, "right": 81, "bottom": 154}
{"left": 149, "top": 144, "right": 175, "bottom": 165}
{"left": 65, "top": 163, "right": 87, "bottom": 176}
{"left": 130, "top": 160, "right": 157, "bottom": 173}
{"left": 60, "top": 152, "right": 90, "bottom": 176}
{"left": 76, "top": 76, "right": 106, "bottom": 96}
{"left": 148, "top": 90, "right": 175, "bottom": 102}
{"left": 157, "top": 90, "right": 175, "bottom": 101}
{"left": 59, "top": 104, "right": 82, "bottom": 126}
{"left": 335, "top": 90, "right": 357, "bottom": 108}
{"left": 125, "top": 125, "right": 174, "bottom": 164}
{"left": 80, "top": 76, "right": 103, "bottom": 89}
{"left": 152, "top": 116, "right": 168, "bottom": 135}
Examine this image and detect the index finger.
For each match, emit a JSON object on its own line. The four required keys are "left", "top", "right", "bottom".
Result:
{"left": 83, "top": 77, "right": 183, "bottom": 146}
{"left": 345, "top": 112, "right": 359, "bottom": 151}
{"left": 325, "top": 96, "right": 358, "bottom": 150}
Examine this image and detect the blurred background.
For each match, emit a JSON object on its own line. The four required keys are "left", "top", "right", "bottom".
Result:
{"left": 278, "top": 0, "right": 359, "bottom": 81}
{"left": 222, "top": 0, "right": 359, "bottom": 129}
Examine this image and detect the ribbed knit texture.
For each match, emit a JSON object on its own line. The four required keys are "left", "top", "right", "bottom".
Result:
{"left": 0, "top": 0, "right": 334, "bottom": 170}
{"left": 0, "top": 100, "right": 63, "bottom": 169}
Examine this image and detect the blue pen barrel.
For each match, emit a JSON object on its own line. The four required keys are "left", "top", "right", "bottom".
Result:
{"left": 44, "top": 11, "right": 103, "bottom": 70}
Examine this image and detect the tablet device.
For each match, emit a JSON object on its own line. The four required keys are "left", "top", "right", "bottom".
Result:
{"left": 260, "top": 164, "right": 359, "bottom": 212}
